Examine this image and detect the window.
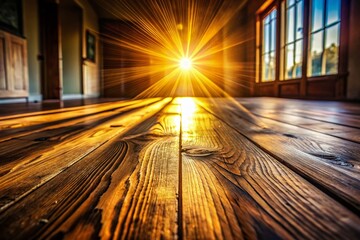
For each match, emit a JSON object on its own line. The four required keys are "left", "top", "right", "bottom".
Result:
{"left": 257, "top": 0, "right": 346, "bottom": 89}
{"left": 284, "top": 0, "right": 304, "bottom": 79}
{"left": 308, "top": 0, "right": 341, "bottom": 76}
{"left": 262, "top": 9, "right": 277, "bottom": 82}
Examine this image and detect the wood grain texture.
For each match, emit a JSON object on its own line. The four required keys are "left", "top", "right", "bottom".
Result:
{"left": 181, "top": 99, "right": 360, "bottom": 239}
{"left": 0, "top": 98, "right": 171, "bottom": 211}
{"left": 0, "top": 101, "right": 180, "bottom": 239}
{"left": 0, "top": 98, "right": 161, "bottom": 177}
{"left": 252, "top": 111, "right": 360, "bottom": 143}
{"left": 238, "top": 97, "right": 360, "bottom": 129}
{"left": 0, "top": 30, "right": 28, "bottom": 98}
{"left": 0, "top": 97, "right": 359, "bottom": 239}
{"left": 0, "top": 98, "right": 146, "bottom": 142}
{"left": 238, "top": 98, "right": 360, "bottom": 143}
{"left": 198, "top": 98, "right": 360, "bottom": 214}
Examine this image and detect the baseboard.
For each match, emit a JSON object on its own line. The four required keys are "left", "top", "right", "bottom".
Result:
{"left": 0, "top": 98, "right": 27, "bottom": 104}
{"left": 28, "top": 94, "right": 43, "bottom": 103}
{"left": 61, "top": 93, "right": 100, "bottom": 100}
{"left": 83, "top": 93, "right": 101, "bottom": 98}
{"left": 62, "top": 94, "right": 84, "bottom": 100}
{"left": 0, "top": 93, "right": 101, "bottom": 104}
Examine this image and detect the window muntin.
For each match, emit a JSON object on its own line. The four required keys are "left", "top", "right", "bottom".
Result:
{"left": 308, "top": 0, "right": 341, "bottom": 76}
{"left": 262, "top": 9, "right": 277, "bottom": 82}
{"left": 284, "top": 0, "right": 304, "bottom": 80}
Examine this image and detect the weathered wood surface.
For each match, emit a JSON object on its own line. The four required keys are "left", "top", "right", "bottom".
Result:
{"left": 0, "top": 98, "right": 171, "bottom": 210}
{"left": 237, "top": 98, "right": 360, "bottom": 143}
{"left": 198, "top": 98, "right": 360, "bottom": 214}
{"left": 0, "top": 97, "right": 359, "bottom": 239}
{"left": 182, "top": 98, "right": 360, "bottom": 239}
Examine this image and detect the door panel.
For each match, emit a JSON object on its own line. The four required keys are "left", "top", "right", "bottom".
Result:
{"left": 39, "top": 0, "right": 62, "bottom": 100}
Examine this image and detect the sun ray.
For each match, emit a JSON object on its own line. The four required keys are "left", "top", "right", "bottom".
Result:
{"left": 95, "top": 0, "right": 254, "bottom": 100}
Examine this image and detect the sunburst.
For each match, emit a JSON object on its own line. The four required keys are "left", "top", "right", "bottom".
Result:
{"left": 96, "top": 0, "right": 252, "bottom": 98}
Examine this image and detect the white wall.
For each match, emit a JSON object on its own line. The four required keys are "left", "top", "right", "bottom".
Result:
{"left": 23, "top": 0, "right": 42, "bottom": 101}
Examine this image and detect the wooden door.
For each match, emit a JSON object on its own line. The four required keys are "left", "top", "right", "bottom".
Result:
{"left": 0, "top": 30, "right": 28, "bottom": 98}
{"left": 39, "top": 0, "right": 62, "bottom": 100}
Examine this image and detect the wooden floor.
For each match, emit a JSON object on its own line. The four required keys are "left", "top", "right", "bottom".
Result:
{"left": 0, "top": 97, "right": 359, "bottom": 239}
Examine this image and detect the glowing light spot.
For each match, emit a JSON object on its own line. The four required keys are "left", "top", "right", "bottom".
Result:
{"left": 176, "top": 23, "right": 183, "bottom": 31}
{"left": 180, "top": 98, "right": 196, "bottom": 117}
{"left": 179, "top": 58, "right": 192, "bottom": 70}
{"left": 179, "top": 98, "right": 197, "bottom": 132}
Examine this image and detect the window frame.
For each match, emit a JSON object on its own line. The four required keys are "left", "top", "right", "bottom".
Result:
{"left": 308, "top": 0, "right": 342, "bottom": 77}
{"left": 282, "top": 0, "right": 305, "bottom": 80}
{"left": 258, "top": 3, "right": 279, "bottom": 83}
{"left": 255, "top": 0, "right": 349, "bottom": 98}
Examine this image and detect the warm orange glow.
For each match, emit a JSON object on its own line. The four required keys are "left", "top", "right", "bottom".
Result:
{"left": 98, "top": 0, "right": 250, "bottom": 98}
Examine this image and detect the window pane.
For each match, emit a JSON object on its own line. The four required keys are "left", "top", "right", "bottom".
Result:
{"left": 283, "top": 0, "right": 304, "bottom": 80}
{"left": 285, "top": 43, "right": 295, "bottom": 79}
{"left": 271, "top": 19, "right": 276, "bottom": 51}
{"left": 296, "top": 0, "right": 304, "bottom": 40}
{"left": 262, "top": 9, "right": 277, "bottom": 82}
{"left": 262, "top": 54, "right": 270, "bottom": 81}
{"left": 287, "top": 6, "right": 295, "bottom": 43}
{"left": 264, "top": 14, "right": 270, "bottom": 24}
{"left": 287, "top": 0, "right": 295, "bottom": 7}
{"left": 326, "top": 0, "right": 341, "bottom": 25}
{"left": 309, "top": 31, "right": 324, "bottom": 76}
{"left": 263, "top": 23, "right": 270, "bottom": 53}
{"left": 295, "top": 40, "right": 303, "bottom": 78}
{"left": 312, "top": 0, "right": 324, "bottom": 32}
{"left": 270, "top": 51, "right": 276, "bottom": 80}
{"left": 325, "top": 24, "right": 339, "bottom": 74}
{"left": 271, "top": 9, "right": 277, "bottom": 20}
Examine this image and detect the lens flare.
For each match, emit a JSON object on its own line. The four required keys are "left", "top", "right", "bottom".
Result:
{"left": 179, "top": 58, "right": 192, "bottom": 70}
{"left": 96, "top": 0, "right": 251, "bottom": 98}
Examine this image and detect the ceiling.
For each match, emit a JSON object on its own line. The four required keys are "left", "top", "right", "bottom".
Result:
{"left": 87, "top": 0, "right": 248, "bottom": 20}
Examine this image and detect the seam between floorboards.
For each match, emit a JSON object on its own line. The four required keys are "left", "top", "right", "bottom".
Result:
{"left": 197, "top": 101, "right": 360, "bottom": 218}
{"left": 178, "top": 98, "right": 184, "bottom": 240}
{"left": 252, "top": 113, "right": 360, "bottom": 145}
{"left": 278, "top": 112, "right": 360, "bottom": 130}
{"left": 0, "top": 98, "right": 171, "bottom": 214}
{"left": 0, "top": 139, "right": 109, "bottom": 213}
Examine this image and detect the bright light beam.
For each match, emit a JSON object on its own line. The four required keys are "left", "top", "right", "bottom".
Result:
{"left": 97, "top": 0, "right": 255, "bottom": 99}
{"left": 179, "top": 58, "right": 192, "bottom": 70}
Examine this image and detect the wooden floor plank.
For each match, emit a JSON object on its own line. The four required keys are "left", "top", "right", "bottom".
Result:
{"left": 0, "top": 98, "right": 150, "bottom": 142}
{"left": 0, "top": 98, "right": 123, "bottom": 119}
{"left": 181, "top": 98, "right": 360, "bottom": 239}
{"left": 97, "top": 103, "right": 180, "bottom": 240}
{"left": 199, "top": 98, "right": 360, "bottom": 214}
{"left": 245, "top": 106, "right": 360, "bottom": 143}
{"left": 0, "top": 97, "right": 359, "bottom": 239}
{"left": 0, "top": 100, "right": 180, "bottom": 239}
{"left": 0, "top": 99, "right": 130, "bottom": 124}
{"left": 238, "top": 98, "right": 360, "bottom": 129}
{"left": 0, "top": 98, "right": 171, "bottom": 211}
{"left": 0, "top": 98, "right": 163, "bottom": 177}
{"left": 237, "top": 97, "right": 360, "bottom": 143}
{"left": 286, "top": 109, "right": 360, "bottom": 129}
